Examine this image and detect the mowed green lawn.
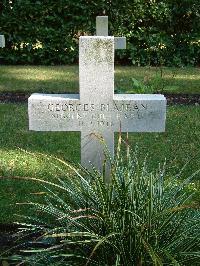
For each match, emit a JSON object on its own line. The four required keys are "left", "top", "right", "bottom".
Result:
{"left": 0, "top": 103, "right": 199, "bottom": 223}
{"left": 0, "top": 65, "right": 199, "bottom": 94}
{"left": 0, "top": 65, "right": 199, "bottom": 224}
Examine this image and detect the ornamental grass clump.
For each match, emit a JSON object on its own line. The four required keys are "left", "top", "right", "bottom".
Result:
{"left": 1, "top": 142, "right": 200, "bottom": 265}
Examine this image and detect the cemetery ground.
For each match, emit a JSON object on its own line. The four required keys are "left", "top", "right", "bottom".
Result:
{"left": 0, "top": 103, "right": 199, "bottom": 263}
{"left": 0, "top": 66, "right": 199, "bottom": 224}
{"left": 0, "top": 66, "right": 199, "bottom": 262}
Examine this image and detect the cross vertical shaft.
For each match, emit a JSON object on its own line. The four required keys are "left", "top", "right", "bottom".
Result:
{"left": 96, "top": 16, "right": 108, "bottom": 36}
{"left": 79, "top": 36, "right": 114, "bottom": 101}
{"left": 79, "top": 36, "right": 115, "bottom": 172}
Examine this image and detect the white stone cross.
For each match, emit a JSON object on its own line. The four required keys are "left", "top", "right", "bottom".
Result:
{"left": 0, "top": 35, "right": 5, "bottom": 48}
{"left": 29, "top": 16, "right": 166, "bottom": 176}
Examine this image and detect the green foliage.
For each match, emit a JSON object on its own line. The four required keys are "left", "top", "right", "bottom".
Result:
{"left": 115, "top": 67, "right": 168, "bottom": 94}
{"left": 116, "top": 77, "right": 155, "bottom": 94}
{"left": 1, "top": 144, "right": 200, "bottom": 265}
{"left": 0, "top": 0, "right": 199, "bottom": 66}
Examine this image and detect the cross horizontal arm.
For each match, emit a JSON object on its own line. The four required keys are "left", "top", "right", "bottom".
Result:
{"left": 114, "top": 37, "right": 126, "bottom": 49}
{"left": 28, "top": 93, "right": 81, "bottom": 131}
{"left": 112, "top": 94, "right": 166, "bottom": 132}
{"left": 29, "top": 93, "right": 166, "bottom": 133}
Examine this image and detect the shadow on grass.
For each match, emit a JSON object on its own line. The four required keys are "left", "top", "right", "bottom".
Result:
{"left": 0, "top": 103, "right": 81, "bottom": 223}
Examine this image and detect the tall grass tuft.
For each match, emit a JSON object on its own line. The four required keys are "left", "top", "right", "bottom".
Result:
{"left": 1, "top": 139, "right": 200, "bottom": 265}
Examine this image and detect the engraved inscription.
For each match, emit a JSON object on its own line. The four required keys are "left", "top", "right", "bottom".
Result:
{"left": 46, "top": 102, "right": 149, "bottom": 127}
{"left": 48, "top": 103, "right": 95, "bottom": 112}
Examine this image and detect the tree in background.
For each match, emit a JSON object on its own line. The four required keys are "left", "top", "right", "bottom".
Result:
{"left": 0, "top": 0, "right": 199, "bottom": 66}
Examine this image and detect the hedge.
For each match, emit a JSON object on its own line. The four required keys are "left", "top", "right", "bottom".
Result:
{"left": 0, "top": 0, "right": 199, "bottom": 66}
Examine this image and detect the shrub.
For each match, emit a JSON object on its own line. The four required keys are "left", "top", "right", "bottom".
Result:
{"left": 1, "top": 140, "right": 200, "bottom": 265}
{"left": 0, "top": 0, "right": 199, "bottom": 66}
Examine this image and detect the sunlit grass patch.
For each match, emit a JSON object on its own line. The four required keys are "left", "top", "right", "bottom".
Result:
{"left": 0, "top": 65, "right": 79, "bottom": 93}
{"left": 115, "top": 66, "right": 200, "bottom": 94}
{"left": 0, "top": 65, "right": 199, "bottom": 94}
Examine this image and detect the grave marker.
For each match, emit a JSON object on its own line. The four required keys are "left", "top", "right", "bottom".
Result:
{"left": 0, "top": 35, "right": 5, "bottom": 48}
{"left": 28, "top": 17, "right": 166, "bottom": 175}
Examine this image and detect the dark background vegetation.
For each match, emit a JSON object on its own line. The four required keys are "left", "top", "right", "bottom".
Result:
{"left": 0, "top": 0, "right": 200, "bottom": 66}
